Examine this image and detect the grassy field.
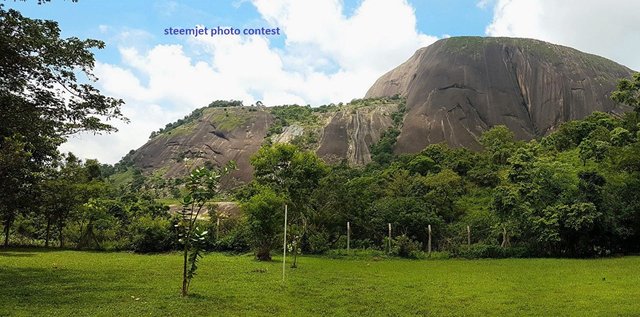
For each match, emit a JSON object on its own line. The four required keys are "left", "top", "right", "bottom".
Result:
{"left": 1, "top": 249, "right": 639, "bottom": 316}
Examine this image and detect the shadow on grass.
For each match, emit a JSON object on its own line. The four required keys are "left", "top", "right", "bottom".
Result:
{"left": 0, "top": 265, "right": 129, "bottom": 312}
{"left": 0, "top": 246, "right": 73, "bottom": 253}
{"left": 0, "top": 252, "right": 36, "bottom": 257}
{"left": 182, "top": 293, "right": 212, "bottom": 301}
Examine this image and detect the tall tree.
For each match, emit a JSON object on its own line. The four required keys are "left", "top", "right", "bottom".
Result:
{"left": 0, "top": 6, "right": 125, "bottom": 246}
{"left": 244, "top": 186, "right": 286, "bottom": 261}
{"left": 251, "top": 143, "right": 327, "bottom": 264}
{"left": 611, "top": 73, "right": 640, "bottom": 112}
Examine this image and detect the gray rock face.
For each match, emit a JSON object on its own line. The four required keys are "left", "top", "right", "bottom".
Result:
{"left": 365, "top": 37, "right": 634, "bottom": 152}
{"left": 316, "top": 103, "right": 397, "bottom": 165}
{"left": 131, "top": 107, "right": 272, "bottom": 186}
{"left": 130, "top": 102, "right": 398, "bottom": 184}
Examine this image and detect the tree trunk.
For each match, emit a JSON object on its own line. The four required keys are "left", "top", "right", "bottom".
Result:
{"left": 3, "top": 226, "right": 8, "bottom": 247}
{"left": 59, "top": 220, "right": 65, "bottom": 248}
{"left": 291, "top": 243, "right": 298, "bottom": 268}
{"left": 3, "top": 216, "right": 11, "bottom": 247}
{"left": 45, "top": 216, "right": 52, "bottom": 247}
{"left": 3, "top": 213, "right": 16, "bottom": 247}
{"left": 256, "top": 247, "right": 272, "bottom": 261}
{"left": 501, "top": 226, "right": 509, "bottom": 248}
{"left": 182, "top": 243, "right": 189, "bottom": 297}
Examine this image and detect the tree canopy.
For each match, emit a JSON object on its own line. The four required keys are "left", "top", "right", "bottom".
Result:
{"left": 0, "top": 6, "right": 125, "bottom": 245}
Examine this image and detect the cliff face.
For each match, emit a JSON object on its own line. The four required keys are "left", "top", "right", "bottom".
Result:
{"left": 316, "top": 103, "right": 397, "bottom": 165}
{"left": 365, "top": 37, "right": 634, "bottom": 152}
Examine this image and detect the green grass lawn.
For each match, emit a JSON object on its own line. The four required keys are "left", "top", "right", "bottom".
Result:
{"left": 1, "top": 249, "right": 639, "bottom": 316}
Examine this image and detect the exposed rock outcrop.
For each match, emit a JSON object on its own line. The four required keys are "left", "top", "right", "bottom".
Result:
{"left": 365, "top": 37, "right": 634, "bottom": 152}
{"left": 127, "top": 37, "right": 634, "bottom": 187}
{"left": 131, "top": 107, "right": 272, "bottom": 186}
{"left": 316, "top": 103, "right": 397, "bottom": 165}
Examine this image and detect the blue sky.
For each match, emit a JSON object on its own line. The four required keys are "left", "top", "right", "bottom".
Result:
{"left": 3, "top": 0, "right": 639, "bottom": 164}
{"left": 5, "top": 1, "right": 492, "bottom": 65}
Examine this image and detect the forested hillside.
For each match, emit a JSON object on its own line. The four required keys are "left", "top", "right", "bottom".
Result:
{"left": 4, "top": 79, "right": 640, "bottom": 257}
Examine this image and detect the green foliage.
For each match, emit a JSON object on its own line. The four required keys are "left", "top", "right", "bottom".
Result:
{"left": 250, "top": 143, "right": 328, "bottom": 265}
{"left": 131, "top": 216, "right": 174, "bottom": 253}
{"left": 243, "top": 187, "right": 286, "bottom": 261}
{"left": 370, "top": 128, "right": 401, "bottom": 165}
{"left": 150, "top": 108, "right": 205, "bottom": 139}
{"left": 208, "top": 100, "right": 243, "bottom": 108}
{"left": 407, "top": 155, "right": 439, "bottom": 176}
{"left": 290, "top": 130, "right": 319, "bottom": 150}
{"left": 178, "top": 164, "right": 234, "bottom": 297}
{"left": 370, "top": 99, "right": 406, "bottom": 165}
{"left": 304, "top": 226, "right": 331, "bottom": 254}
{"left": 211, "top": 111, "right": 250, "bottom": 131}
{"left": 480, "top": 125, "right": 516, "bottom": 164}
{"left": 267, "top": 105, "right": 318, "bottom": 136}
{"left": 186, "top": 227, "right": 208, "bottom": 290}
{"left": 453, "top": 244, "right": 529, "bottom": 259}
{"left": 75, "top": 198, "right": 119, "bottom": 250}
{"left": 251, "top": 143, "right": 328, "bottom": 212}
{"left": 611, "top": 73, "right": 640, "bottom": 112}
{"left": 390, "top": 234, "right": 423, "bottom": 258}
{"left": 149, "top": 100, "right": 244, "bottom": 138}
{"left": 210, "top": 217, "right": 251, "bottom": 253}
{"left": 0, "top": 7, "right": 124, "bottom": 246}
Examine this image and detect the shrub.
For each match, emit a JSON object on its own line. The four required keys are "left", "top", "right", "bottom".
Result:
{"left": 214, "top": 219, "right": 251, "bottom": 253}
{"left": 131, "top": 216, "right": 174, "bottom": 253}
{"left": 454, "top": 244, "right": 529, "bottom": 259}
{"left": 391, "top": 235, "right": 423, "bottom": 258}
{"left": 305, "top": 227, "right": 331, "bottom": 254}
{"left": 325, "top": 248, "right": 388, "bottom": 259}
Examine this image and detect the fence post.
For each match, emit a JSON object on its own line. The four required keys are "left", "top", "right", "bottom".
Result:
{"left": 387, "top": 223, "right": 392, "bottom": 254}
{"left": 282, "top": 204, "right": 288, "bottom": 282}
{"left": 467, "top": 225, "right": 471, "bottom": 245}
{"left": 347, "top": 221, "right": 350, "bottom": 253}
{"left": 427, "top": 224, "right": 432, "bottom": 256}
{"left": 216, "top": 217, "right": 221, "bottom": 240}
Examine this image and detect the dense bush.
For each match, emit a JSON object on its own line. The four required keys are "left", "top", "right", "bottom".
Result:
{"left": 131, "top": 216, "right": 174, "bottom": 253}
{"left": 391, "top": 235, "right": 423, "bottom": 258}
{"left": 453, "top": 244, "right": 530, "bottom": 259}
{"left": 211, "top": 218, "right": 251, "bottom": 253}
{"left": 304, "top": 226, "right": 331, "bottom": 254}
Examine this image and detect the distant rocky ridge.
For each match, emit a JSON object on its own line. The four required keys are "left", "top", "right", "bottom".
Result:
{"left": 129, "top": 99, "right": 400, "bottom": 184}
{"left": 127, "top": 37, "right": 634, "bottom": 185}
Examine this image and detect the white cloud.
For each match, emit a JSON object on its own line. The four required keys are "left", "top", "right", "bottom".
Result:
{"left": 60, "top": 0, "right": 437, "bottom": 164}
{"left": 476, "top": 0, "right": 493, "bottom": 10}
{"left": 485, "top": 0, "right": 640, "bottom": 71}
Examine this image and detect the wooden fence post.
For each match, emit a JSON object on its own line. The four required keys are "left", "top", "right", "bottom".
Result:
{"left": 282, "top": 205, "right": 288, "bottom": 282}
{"left": 347, "top": 221, "right": 350, "bottom": 252}
{"left": 388, "top": 223, "right": 392, "bottom": 254}
{"left": 427, "top": 224, "right": 432, "bottom": 256}
{"left": 216, "top": 217, "right": 220, "bottom": 240}
{"left": 467, "top": 225, "right": 471, "bottom": 245}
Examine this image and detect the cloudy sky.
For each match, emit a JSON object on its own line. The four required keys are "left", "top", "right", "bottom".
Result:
{"left": 5, "top": 0, "right": 640, "bottom": 164}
